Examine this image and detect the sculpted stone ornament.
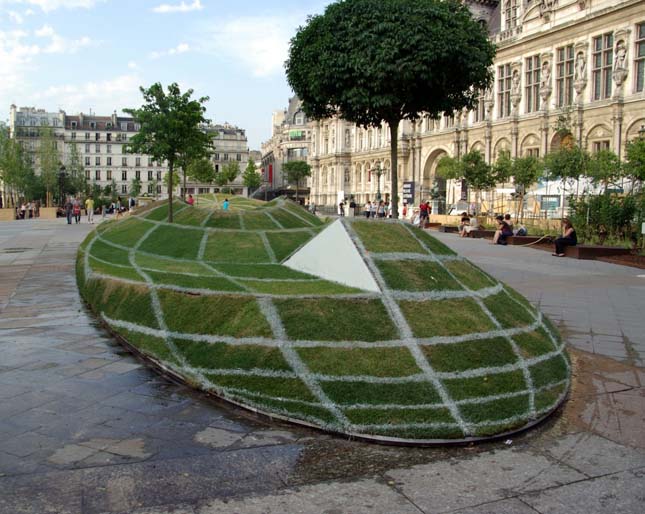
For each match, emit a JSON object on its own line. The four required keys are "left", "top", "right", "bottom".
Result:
{"left": 484, "top": 88, "right": 495, "bottom": 118}
{"left": 612, "top": 41, "right": 628, "bottom": 88}
{"left": 539, "top": 0, "right": 556, "bottom": 21}
{"left": 510, "top": 70, "right": 522, "bottom": 113}
{"left": 539, "top": 61, "right": 553, "bottom": 104}
{"left": 574, "top": 52, "right": 587, "bottom": 100}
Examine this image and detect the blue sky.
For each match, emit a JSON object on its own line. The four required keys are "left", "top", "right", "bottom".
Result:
{"left": 0, "top": 0, "right": 329, "bottom": 149}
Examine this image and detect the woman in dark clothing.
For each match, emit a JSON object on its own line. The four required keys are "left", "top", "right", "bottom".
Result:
{"left": 553, "top": 219, "right": 577, "bottom": 256}
{"left": 492, "top": 215, "right": 513, "bottom": 245}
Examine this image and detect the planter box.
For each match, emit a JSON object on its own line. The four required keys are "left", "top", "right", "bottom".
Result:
{"left": 39, "top": 207, "right": 58, "bottom": 220}
{"left": 0, "top": 209, "right": 16, "bottom": 221}
{"left": 564, "top": 245, "right": 631, "bottom": 260}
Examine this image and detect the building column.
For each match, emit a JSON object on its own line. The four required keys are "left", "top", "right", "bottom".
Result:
{"left": 612, "top": 100, "right": 624, "bottom": 157}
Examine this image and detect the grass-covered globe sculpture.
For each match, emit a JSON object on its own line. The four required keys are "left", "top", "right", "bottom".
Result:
{"left": 77, "top": 195, "right": 570, "bottom": 442}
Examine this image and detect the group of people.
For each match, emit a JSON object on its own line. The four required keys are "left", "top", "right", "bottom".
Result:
{"left": 16, "top": 201, "right": 40, "bottom": 220}
{"left": 362, "top": 200, "right": 391, "bottom": 219}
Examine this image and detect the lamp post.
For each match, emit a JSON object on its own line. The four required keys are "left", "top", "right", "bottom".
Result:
{"left": 58, "top": 165, "right": 66, "bottom": 207}
{"left": 370, "top": 164, "right": 385, "bottom": 201}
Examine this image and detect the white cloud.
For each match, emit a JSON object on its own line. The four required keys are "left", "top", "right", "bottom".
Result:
{"left": 152, "top": 0, "right": 202, "bottom": 14}
{"left": 0, "top": 0, "right": 100, "bottom": 12}
{"left": 199, "top": 15, "right": 302, "bottom": 78}
{"left": 149, "top": 42, "right": 190, "bottom": 59}
{"left": 127, "top": 60, "right": 138, "bottom": 70}
{"left": 8, "top": 10, "right": 24, "bottom": 23}
{"left": 34, "top": 24, "right": 54, "bottom": 37}
{"left": 31, "top": 74, "right": 143, "bottom": 114}
{"left": 34, "top": 24, "right": 93, "bottom": 53}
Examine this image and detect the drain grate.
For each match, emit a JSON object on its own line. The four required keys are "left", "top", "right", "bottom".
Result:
{"left": 3, "top": 247, "right": 32, "bottom": 254}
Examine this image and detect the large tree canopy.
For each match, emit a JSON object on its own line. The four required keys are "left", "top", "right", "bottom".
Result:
{"left": 125, "top": 83, "right": 211, "bottom": 222}
{"left": 286, "top": 0, "right": 495, "bottom": 217}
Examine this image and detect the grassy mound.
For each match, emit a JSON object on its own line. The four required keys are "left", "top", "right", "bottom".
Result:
{"left": 77, "top": 198, "right": 570, "bottom": 442}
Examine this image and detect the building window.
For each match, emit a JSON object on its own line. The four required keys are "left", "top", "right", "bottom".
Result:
{"left": 635, "top": 23, "right": 645, "bottom": 92}
{"left": 157, "top": 171, "right": 162, "bottom": 180}
{"left": 121, "top": 122, "right": 128, "bottom": 131}
{"left": 236, "top": 153, "right": 242, "bottom": 161}
{"left": 135, "top": 157, "right": 141, "bottom": 167}
{"left": 497, "top": 63, "right": 512, "bottom": 118}
{"left": 71, "top": 121, "right": 77, "bottom": 129}
{"left": 107, "top": 157, "right": 112, "bottom": 166}
{"left": 214, "top": 153, "right": 220, "bottom": 160}
{"left": 107, "top": 170, "right": 112, "bottom": 180}
{"left": 525, "top": 148, "right": 540, "bottom": 157}
{"left": 107, "top": 144, "right": 111, "bottom": 154}
{"left": 556, "top": 45, "right": 575, "bottom": 107}
{"left": 593, "top": 33, "right": 614, "bottom": 100}
{"left": 95, "top": 143, "right": 100, "bottom": 153}
{"left": 85, "top": 157, "right": 90, "bottom": 166}
{"left": 592, "top": 140, "right": 610, "bottom": 153}
{"left": 122, "top": 157, "right": 127, "bottom": 166}
{"left": 473, "top": 90, "right": 486, "bottom": 123}
{"left": 95, "top": 157, "right": 100, "bottom": 166}
{"left": 106, "top": 133, "right": 111, "bottom": 142}
{"left": 525, "top": 55, "right": 541, "bottom": 113}
{"left": 157, "top": 185, "right": 162, "bottom": 194}
{"left": 71, "top": 132, "right": 76, "bottom": 140}
{"left": 122, "top": 170, "right": 127, "bottom": 180}
{"left": 85, "top": 170, "right": 90, "bottom": 180}
{"left": 223, "top": 153, "right": 229, "bottom": 161}
{"left": 95, "top": 132, "right": 100, "bottom": 141}
{"left": 85, "top": 143, "right": 90, "bottom": 153}
{"left": 90, "top": 122, "right": 96, "bottom": 129}
{"left": 85, "top": 132, "right": 90, "bottom": 140}
{"left": 95, "top": 170, "right": 101, "bottom": 180}
{"left": 121, "top": 184, "right": 128, "bottom": 194}
{"left": 148, "top": 184, "right": 154, "bottom": 194}
{"left": 135, "top": 170, "right": 141, "bottom": 180}
{"left": 504, "top": 0, "right": 517, "bottom": 30}
{"left": 148, "top": 170, "right": 153, "bottom": 180}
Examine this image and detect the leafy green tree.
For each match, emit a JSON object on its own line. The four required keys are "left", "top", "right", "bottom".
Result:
{"left": 163, "top": 170, "right": 180, "bottom": 190}
{"left": 242, "top": 160, "right": 261, "bottom": 191}
{"left": 508, "top": 155, "right": 543, "bottom": 221}
{"left": 587, "top": 149, "right": 623, "bottom": 193}
{"left": 283, "top": 160, "right": 312, "bottom": 202}
{"left": 186, "top": 158, "right": 215, "bottom": 185}
{"left": 130, "top": 177, "right": 142, "bottom": 197}
{"left": 286, "top": 0, "right": 495, "bottom": 218}
{"left": 0, "top": 126, "right": 35, "bottom": 206}
{"left": 544, "top": 144, "right": 590, "bottom": 218}
{"left": 37, "top": 127, "right": 61, "bottom": 206}
{"left": 624, "top": 138, "right": 645, "bottom": 188}
{"left": 436, "top": 150, "right": 494, "bottom": 214}
{"left": 125, "top": 83, "right": 211, "bottom": 222}
{"left": 65, "top": 143, "right": 86, "bottom": 197}
{"left": 216, "top": 162, "right": 240, "bottom": 189}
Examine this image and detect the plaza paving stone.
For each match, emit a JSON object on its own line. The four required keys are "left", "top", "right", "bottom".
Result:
{"left": 0, "top": 218, "right": 643, "bottom": 513}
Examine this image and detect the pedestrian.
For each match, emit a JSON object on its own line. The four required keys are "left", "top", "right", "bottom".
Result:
{"left": 377, "top": 200, "right": 386, "bottom": 218}
{"left": 491, "top": 215, "right": 513, "bottom": 245}
{"left": 552, "top": 218, "right": 577, "bottom": 257}
{"left": 349, "top": 198, "right": 356, "bottom": 217}
{"left": 85, "top": 196, "right": 95, "bottom": 224}
{"left": 369, "top": 201, "right": 376, "bottom": 219}
{"left": 72, "top": 197, "right": 81, "bottom": 223}
{"left": 222, "top": 198, "right": 229, "bottom": 210}
{"left": 339, "top": 201, "right": 345, "bottom": 216}
{"left": 187, "top": 194, "right": 194, "bottom": 206}
{"left": 364, "top": 201, "right": 371, "bottom": 218}
{"left": 418, "top": 200, "right": 428, "bottom": 227}
{"left": 115, "top": 196, "right": 123, "bottom": 220}
{"left": 65, "top": 197, "right": 73, "bottom": 224}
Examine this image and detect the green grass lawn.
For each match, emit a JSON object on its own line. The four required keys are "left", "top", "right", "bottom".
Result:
{"left": 78, "top": 204, "right": 569, "bottom": 442}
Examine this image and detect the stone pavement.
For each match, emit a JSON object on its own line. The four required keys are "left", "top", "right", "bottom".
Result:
{"left": 0, "top": 219, "right": 643, "bottom": 514}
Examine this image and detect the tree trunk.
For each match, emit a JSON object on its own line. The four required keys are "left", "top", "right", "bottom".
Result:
{"left": 182, "top": 165, "right": 187, "bottom": 202}
{"left": 168, "top": 161, "right": 174, "bottom": 223}
{"left": 295, "top": 179, "right": 299, "bottom": 202}
{"left": 389, "top": 120, "right": 400, "bottom": 219}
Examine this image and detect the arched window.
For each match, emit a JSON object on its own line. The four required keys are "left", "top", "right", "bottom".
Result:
{"left": 294, "top": 111, "right": 305, "bottom": 125}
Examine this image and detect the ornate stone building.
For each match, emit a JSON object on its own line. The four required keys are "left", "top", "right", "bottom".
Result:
{"left": 306, "top": 0, "right": 645, "bottom": 213}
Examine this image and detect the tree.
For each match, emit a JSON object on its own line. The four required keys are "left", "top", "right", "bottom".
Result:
{"left": 283, "top": 160, "right": 312, "bottom": 201}
{"left": 624, "top": 138, "right": 645, "bottom": 189}
{"left": 242, "top": 160, "right": 261, "bottom": 191}
{"left": 65, "top": 143, "right": 87, "bottom": 197}
{"left": 130, "top": 177, "right": 142, "bottom": 197}
{"left": 0, "top": 126, "right": 34, "bottom": 206}
{"left": 508, "top": 155, "right": 543, "bottom": 222}
{"left": 163, "top": 170, "right": 180, "bottom": 190}
{"left": 216, "top": 162, "right": 240, "bottom": 190}
{"left": 286, "top": 0, "right": 495, "bottom": 218}
{"left": 38, "top": 127, "right": 61, "bottom": 206}
{"left": 544, "top": 144, "right": 590, "bottom": 218}
{"left": 186, "top": 158, "right": 215, "bottom": 185}
{"left": 436, "top": 150, "right": 494, "bottom": 214}
{"left": 125, "top": 83, "right": 211, "bottom": 222}
{"left": 588, "top": 149, "right": 623, "bottom": 193}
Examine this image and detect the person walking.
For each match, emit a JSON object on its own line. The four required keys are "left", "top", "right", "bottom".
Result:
{"left": 85, "top": 196, "right": 95, "bottom": 224}
{"left": 72, "top": 197, "right": 81, "bottom": 224}
{"left": 418, "top": 201, "right": 428, "bottom": 227}
{"left": 222, "top": 198, "right": 229, "bottom": 210}
{"left": 339, "top": 201, "right": 345, "bottom": 216}
{"left": 553, "top": 218, "right": 577, "bottom": 257}
{"left": 65, "top": 197, "right": 73, "bottom": 224}
{"left": 364, "top": 201, "right": 371, "bottom": 218}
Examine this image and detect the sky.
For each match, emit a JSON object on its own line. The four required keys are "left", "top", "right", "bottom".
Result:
{"left": 0, "top": 0, "right": 330, "bottom": 150}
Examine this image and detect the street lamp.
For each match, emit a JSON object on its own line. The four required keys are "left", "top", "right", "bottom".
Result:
{"left": 370, "top": 164, "right": 385, "bottom": 201}
{"left": 58, "top": 165, "right": 66, "bottom": 206}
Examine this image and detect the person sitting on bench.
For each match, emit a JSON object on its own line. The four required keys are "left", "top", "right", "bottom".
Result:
{"left": 553, "top": 218, "right": 577, "bottom": 257}
{"left": 492, "top": 215, "right": 513, "bottom": 245}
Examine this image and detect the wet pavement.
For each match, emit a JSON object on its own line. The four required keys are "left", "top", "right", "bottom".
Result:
{"left": 0, "top": 219, "right": 643, "bottom": 514}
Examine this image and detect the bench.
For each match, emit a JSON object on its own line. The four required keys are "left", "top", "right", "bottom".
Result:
{"left": 439, "top": 225, "right": 459, "bottom": 233}
{"left": 505, "top": 235, "right": 550, "bottom": 245}
{"left": 564, "top": 245, "right": 631, "bottom": 260}
{"left": 466, "top": 229, "right": 496, "bottom": 239}
{"left": 425, "top": 222, "right": 442, "bottom": 229}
